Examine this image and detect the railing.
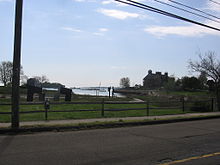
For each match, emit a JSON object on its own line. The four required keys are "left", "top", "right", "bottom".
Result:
{"left": 0, "top": 98, "right": 216, "bottom": 121}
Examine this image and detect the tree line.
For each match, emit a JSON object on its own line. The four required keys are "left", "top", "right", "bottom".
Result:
{"left": 119, "top": 51, "right": 220, "bottom": 111}
{"left": 0, "top": 61, "right": 64, "bottom": 88}
{"left": 120, "top": 73, "right": 210, "bottom": 91}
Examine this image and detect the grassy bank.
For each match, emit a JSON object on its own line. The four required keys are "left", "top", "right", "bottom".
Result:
{"left": 0, "top": 99, "right": 208, "bottom": 123}
{"left": 0, "top": 87, "right": 215, "bottom": 123}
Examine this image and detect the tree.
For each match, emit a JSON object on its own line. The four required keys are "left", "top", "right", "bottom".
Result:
{"left": 198, "top": 71, "right": 208, "bottom": 89}
{"left": 0, "top": 61, "right": 24, "bottom": 87}
{"left": 33, "top": 75, "right": 49, "bottom": 84}
{"left": 181, "top": 76, "right": 201, "bottom": 90}
{"left": 0, "top": 61, "right": 13, "bottom": 86}
{"left": 120, "top": 77, "right": 130, "bottom": 88}
{"left": 207, "top": 80, "right": 215, "bottom": 91}
{"left": 189, "top": 51, "right": 220, "bottom": 111}
{"left": 20, "top": 75, "right": 29, "bottom": 86}
{"left": 164, "top": 77, "right": 176, "bottom": 93}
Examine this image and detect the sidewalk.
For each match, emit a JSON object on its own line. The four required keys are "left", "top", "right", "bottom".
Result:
{"left": 1, "top": 112, "right": 220, "bottom": 129}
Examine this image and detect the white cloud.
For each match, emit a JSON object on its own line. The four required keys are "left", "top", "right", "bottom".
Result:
{"left": 101, "top": 0, "right": 127, "bottom": 6}
{"left": 61, "top": 27, "right": 83, "bottom": 33}
{"left": 144, "top": 0, "right": 220, "bottom": 37}
{"left": 102, "top": 0, "right": 116, "bottom": 5}
{"left": 92, "top": 28, "right": 109, "bottom": 36}
{"left": 99, "top": 28, "right": 109, "bottom": 32}
{"left": 144, "top": 21, "right": 220, "bottom": 37}
{"left": 97, "top": 8, "right": 141, "bottom": 20}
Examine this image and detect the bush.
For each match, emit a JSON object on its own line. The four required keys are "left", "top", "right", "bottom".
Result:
{"left": 190, "top": 101, "right": 211, "bottom": 112}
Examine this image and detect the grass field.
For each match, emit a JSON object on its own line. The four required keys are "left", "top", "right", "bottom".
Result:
{"left": 0, "top": 88, "right": 214, "bottom": 123}
{"left": 0, "top": 99, "right": 207, "bottom": 123}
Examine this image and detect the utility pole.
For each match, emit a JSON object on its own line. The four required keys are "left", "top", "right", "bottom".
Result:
{"left": 11, "top": 0, "right": 23, "bottom": 129}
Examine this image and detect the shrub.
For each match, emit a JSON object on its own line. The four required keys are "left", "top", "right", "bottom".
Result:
{"left": 190, "top": 101, "right": 211, "bottom": 112}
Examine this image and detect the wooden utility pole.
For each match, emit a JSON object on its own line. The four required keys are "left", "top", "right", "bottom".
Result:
{"left": 11, "top": 0, "right": 23, "bottom": 129}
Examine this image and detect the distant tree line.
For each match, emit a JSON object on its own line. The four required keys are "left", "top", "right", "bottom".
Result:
{"left": 163, "top": 72, "right": 209, "bottom": 92}
{"left": 0, "top": 61, "right": 64, "bottom": 89}
{"left": 119, "top": 51, "right": 220, "bottom": 110}
{"left": 26, "top": 76, "right": 65, "bottom": 89}
{"left": 120, "top": 73, "right": 210, "bottom": 92}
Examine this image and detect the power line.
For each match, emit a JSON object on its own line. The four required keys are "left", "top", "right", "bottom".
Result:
{"left": 209, "top": 0, "right": 220, "bottom": 6}
{"left": 168, "top": 0, "right": 220, "bottom": 20}
{"left": 114, "top": 0, "right": 220, "bottom": 32}
{"left": 152, "top": 0, "right": 220, "bottom": 24}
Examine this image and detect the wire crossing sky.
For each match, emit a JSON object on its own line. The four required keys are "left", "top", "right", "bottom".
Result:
{"left": 0, "top": 0, "right": 220, "bottom": 87}
{"left": 209, "top": 0, "right": 220, "bottom": 6}
{"left": 115, "top": 0, "right": 220, "bottom": 31}
{"left": 169, "top": 0, "right": 220, "bottom": 20}
{"left": 153, "top": 0, "right": 220, "bottom": 23}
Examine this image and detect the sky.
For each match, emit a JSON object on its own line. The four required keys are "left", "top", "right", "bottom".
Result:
{"left": 0, "top": 0, "right": 220, "bottom": 87}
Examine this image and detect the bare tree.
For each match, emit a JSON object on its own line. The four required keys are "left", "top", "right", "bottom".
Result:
{"left": 0, "top": 61, "right": 25, "bottom": 87}
{"left": 0, "top": 61, "right": 13, "bottom": 86}
{"left": 33, "top": 75, "right": 49, "bottom": 84}
{"left": 188, "top": 51, "right": 220, "bottom": 110}
{"left": 41, "top": 75, "right": 49, "bottom": 83}
{"left": 20, "top": 75, "right": 29, "bottom": 86}
{"left": 120, "top": 77, "right": 130, "bottom": 88}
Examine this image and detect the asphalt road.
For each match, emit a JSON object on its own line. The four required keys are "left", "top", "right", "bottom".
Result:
{"left": 0, "top": 119, "right": 220, "bottom": 165}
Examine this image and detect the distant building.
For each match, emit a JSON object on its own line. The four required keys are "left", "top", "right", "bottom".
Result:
{"left": 143, "top": 70, "right": 168, "bottom": 89}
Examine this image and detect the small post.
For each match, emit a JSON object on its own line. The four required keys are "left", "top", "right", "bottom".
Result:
{"left": 182, "top": 97, "right": 185, "bottom": 113}
{"left": 44, "top": 99, "right": 50, "bottom": 120}
{"left": 146, "top": 100, "right": 149, "bottom": 116}
{"left": 211, "top": 98, "right": 214, "bottom": 112}
{"left": 101, "top": 98, "right": 105, "bottom": 117}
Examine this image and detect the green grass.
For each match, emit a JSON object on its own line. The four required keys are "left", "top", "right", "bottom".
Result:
{"left": 164, "top": 90, "right": 212, "bottom": 96}
{"left": 0, "top": 86, "right": 27, "bottom": 95}
{"left": 0, "top": 100, "right": 196, "bottom": 123}
{"left": 0, "top": 88, "right": 214, "bottom": 123}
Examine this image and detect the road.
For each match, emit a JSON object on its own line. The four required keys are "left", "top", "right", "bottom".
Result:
{"left": 0, "top": 119, "right": 220, "bottom": 165}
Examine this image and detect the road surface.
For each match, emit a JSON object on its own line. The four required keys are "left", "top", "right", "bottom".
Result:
{"left": 0, "top": 119, "right": 220, "bottom": 165}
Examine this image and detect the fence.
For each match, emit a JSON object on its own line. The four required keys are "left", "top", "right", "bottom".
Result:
{"left": 0, "top": 98, "right": 216, "bottom": 121}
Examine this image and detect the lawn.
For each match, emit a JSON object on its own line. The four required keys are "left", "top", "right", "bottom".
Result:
{"left": 0, "top": 89, "right": 214, "bottom": 123}
{"left": 0, "top": 98, "right": 199, "bottom": 123}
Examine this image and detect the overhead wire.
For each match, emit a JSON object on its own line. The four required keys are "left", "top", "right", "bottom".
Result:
{"left": 152, "top": 0, "right": 220, "bottom": 24}
{"left": 168, "top": 0, "right": 220, "bottom": 20}
{"left": 114, "top": 0, "right": 220, "bottom": 32}
{"left": 209, "top": 0, "right": 220, "bottom": 6}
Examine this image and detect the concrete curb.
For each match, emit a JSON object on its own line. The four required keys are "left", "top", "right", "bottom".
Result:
{"left": 1, "top": 115, "right": 220, "bottom": 135}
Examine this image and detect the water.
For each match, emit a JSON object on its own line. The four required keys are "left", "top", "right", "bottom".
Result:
{"left": 72, "top": 87, "right": 124, "bottom": 97}
{"left": 43, "top": 87, "right": 124, "bottom": 97}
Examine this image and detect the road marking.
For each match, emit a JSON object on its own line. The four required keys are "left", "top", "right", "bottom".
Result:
{"left": 159, "top": 152, "right": 220, "bottom": 165}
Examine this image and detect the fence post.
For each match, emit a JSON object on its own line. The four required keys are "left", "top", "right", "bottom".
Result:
{"left": 44, "top": 99, "right": 50, "bottom": 120}
{"left": 211, "top": 98, "right": 214, "bottom": 112}
{"left": 146, "top": 101, "right": 149, "bottom": 116}
{"left": 101, "top": 98, "right": 105, "bottom": 117}
{"left": 182, "top": 97, "right": 185, "bottom": 113}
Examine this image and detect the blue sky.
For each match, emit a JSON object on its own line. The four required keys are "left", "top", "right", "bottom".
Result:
{"left": 1, "top": 0, "right": 220, "bottom": 87}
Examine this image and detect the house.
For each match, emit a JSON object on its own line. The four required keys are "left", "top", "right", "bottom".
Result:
{"left": 143, "top": 70, "right": 168, "bottom": 89}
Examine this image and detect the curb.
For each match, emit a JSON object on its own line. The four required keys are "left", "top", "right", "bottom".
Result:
{"left": 1, "top": 115, "right": 220, "bottom": 135}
